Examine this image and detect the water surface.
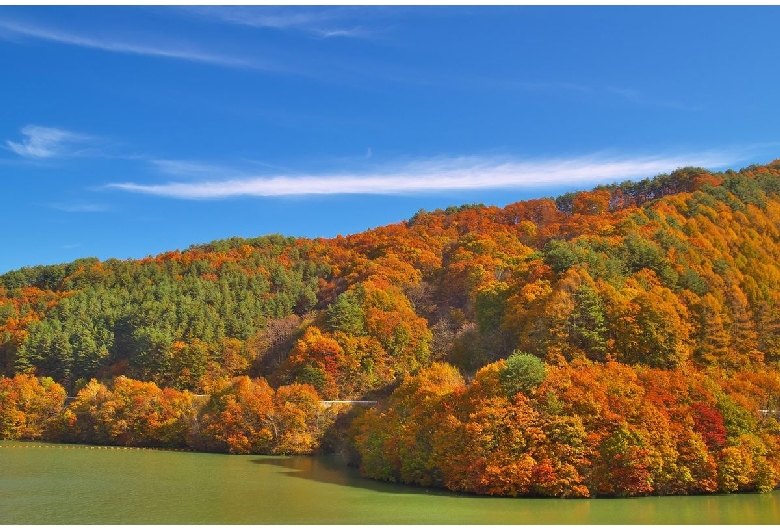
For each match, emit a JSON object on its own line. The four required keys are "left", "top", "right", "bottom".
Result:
{"left": 1, "top": 441, "right": 778, "bottom": 524}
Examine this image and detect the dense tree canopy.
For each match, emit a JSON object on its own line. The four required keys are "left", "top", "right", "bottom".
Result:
{"left": 3, "top": 159, "right": 780, "bottom": 497}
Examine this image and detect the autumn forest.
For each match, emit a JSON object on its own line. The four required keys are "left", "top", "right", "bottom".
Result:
{"left": 3, "top": 160, "right": 780, "bottom": 497}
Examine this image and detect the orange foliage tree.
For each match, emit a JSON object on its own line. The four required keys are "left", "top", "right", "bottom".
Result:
{"left": 0, "top": 374, "right": 65, "bottom": 440}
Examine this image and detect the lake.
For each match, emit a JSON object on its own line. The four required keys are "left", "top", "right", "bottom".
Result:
{"left": 1, "top": 440, "right": 779, "bottom": 524}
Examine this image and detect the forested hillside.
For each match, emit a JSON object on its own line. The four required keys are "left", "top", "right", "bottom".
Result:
{"left": 3, "top": 160, "right": 780, "bottom": 497}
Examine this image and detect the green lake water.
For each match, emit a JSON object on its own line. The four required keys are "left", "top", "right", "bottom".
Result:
{"left": 1, "top": 440, "right": 779, "bottom": 524}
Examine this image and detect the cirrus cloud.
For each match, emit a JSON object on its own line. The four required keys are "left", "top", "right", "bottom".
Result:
{"left": 0, "top": 18, "right": 266, "bottom": 70}
{"left": 186, "top": 6, "right": 375, "bottom": 39}
{"left": 107, "top": 150, "right": 746, "bottom": 200}
{"left": 6, "top": 125, "right": 96, "bottom": 158}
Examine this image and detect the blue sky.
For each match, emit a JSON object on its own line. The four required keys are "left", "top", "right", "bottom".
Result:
{"left": 2, "top": 6, "right": 779, "bottom": 273}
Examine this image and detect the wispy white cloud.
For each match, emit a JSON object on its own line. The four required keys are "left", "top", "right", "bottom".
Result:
{"left": 186, "top": 6, "right": 376, "bottom": 39}
{"left": 0, "top": 14, "right": 695, "bottom": 111}
{"left": 107, "top": 150, "right": 746, "bottom": 200}
{"left": 6, "top": 125, "right": 96, "bottom": 158}
{"left": 0, "top": 18, "right": 256, "bottom": 69}
{"left": 321, "top": 28, "right": 367, "bottom": 39}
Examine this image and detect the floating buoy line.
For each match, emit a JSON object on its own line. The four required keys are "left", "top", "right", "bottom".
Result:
{"left": 0, "top": 443, "right": 195, "bottom": 452}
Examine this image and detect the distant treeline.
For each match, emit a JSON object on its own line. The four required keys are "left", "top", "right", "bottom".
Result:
{"left": 0, "top": 373, "right": 341, "bottom": 455}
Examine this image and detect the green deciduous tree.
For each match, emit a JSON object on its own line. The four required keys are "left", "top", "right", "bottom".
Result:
{"left": 500, "top": 350, "right": 547, "bottom": 397}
